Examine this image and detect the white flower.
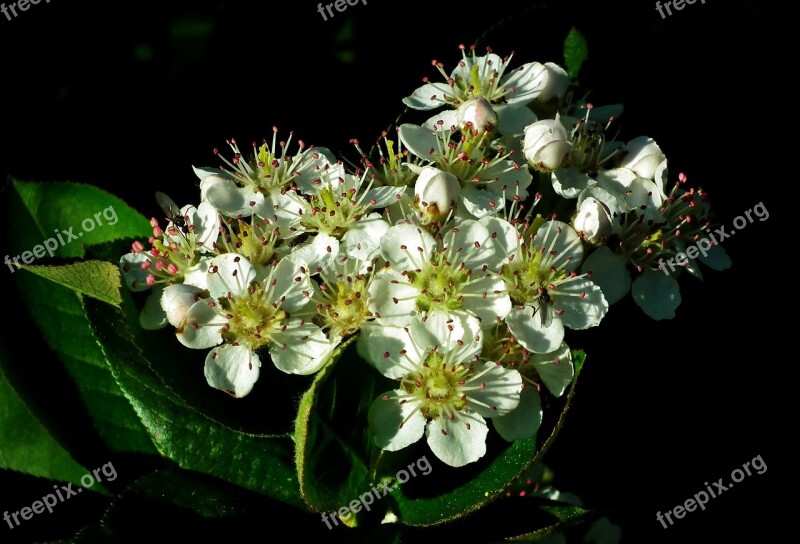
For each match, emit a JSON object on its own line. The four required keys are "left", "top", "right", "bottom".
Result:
{"left": 402, "top": 49, "right": 549, "bottom": 111}
{"left": 572, "top": 196, "right": 612, "bottom": 245}
{"left": 119, "top": 203, "right": 219, "bottom": 292}
{"left": 523, "top": 115, "right": 572, "bottom": 172}
{"left": 487, "top": 218, "right": 607, "bottom": 354}
{"left": 363, "top": 319, "right": 522, "bottom": 467}
{"left": 312, "top": 254, "right": 377, "bottom": 339}
{"left": 290, "top": 172, "right": 405, "bottom": 261}
{"left": 398, "top": 123, "right": 532, "bottom": 219}
{"left": 402, "top": 48, "right": 558, "bottom": 137}
{"left": 196, "top": 130, "right": 334, "bottom": 226}
{"left": 176, "top": 253, "right": 333, "bottom": 396}
{"left": 368, "top": 220, "right": 510, "bottom": 347}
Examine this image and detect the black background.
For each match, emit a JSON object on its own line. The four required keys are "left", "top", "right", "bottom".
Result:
{"left": 0, "top": 0, "right": 781, "bottom": 542}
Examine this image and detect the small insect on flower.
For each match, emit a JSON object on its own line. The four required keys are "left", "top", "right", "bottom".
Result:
{"left": 155, "top": 191, "right": 189, "bottom": 235}
{"left": 536, "top": 288, "right": 554, "bottom": 328}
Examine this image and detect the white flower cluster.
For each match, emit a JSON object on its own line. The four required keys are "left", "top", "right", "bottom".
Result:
{"left": 120, "top": 45, "right": 727, "bottom": 467}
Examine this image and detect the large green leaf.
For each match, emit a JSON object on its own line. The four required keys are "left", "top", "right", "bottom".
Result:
{"left": 9, "top": 179, "right": 151, "bottom": 260}
{"left": 84, "top": 295, "right": 305, "bottom": 509}
{"left": 294, "top": 338, "right": 377, "bottom": 513}
{"left": 72, "top": 469, "right": 401, "bottom": 543}
{"left": 3, "top": 181, "right": 156, "bottom": 454}
{"left": 0, "top": 342, "right": 92, "bottom": 487}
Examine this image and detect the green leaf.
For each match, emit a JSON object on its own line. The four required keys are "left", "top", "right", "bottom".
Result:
{"left": 84, "top": 295, "right": 305, "bottom": 509}
{"left": 294, "top": 337, "right": 377, "bottom": 512}
{"left": 563, "top": 27, "right": 588, "bottom": 80}
{"left": 0, "top": 342, "right": 93, "bottom": 487}
{"left": 20, "top": 261, "right": 123, "bottom": 306}
{"left": 391, "top": 350, "right": 588, "bottom": 526}
{"left": 3, "top": 182, "right": 157, "bottom": 454}
{"left": 9, "top": 179, "right": 151, "bottom": 259}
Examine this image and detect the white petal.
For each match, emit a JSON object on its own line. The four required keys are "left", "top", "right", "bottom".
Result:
{"left": 505, "top": 305, "right": 564, "bottom": 354}
{"left": 697, "top": 242, "right": 732, "bottom": 271}
{"left": 552, "top": 277, "right": 608, "bottom": 330}
{"left": 193, "top": 165, "right": 228, "bottom": 182}
{"left": 495, "top": 104, "right": 538, "bottom": 136}
{"left": 632, "top": 268, "right": 681, "bottom": 320}
{"left": 493, "top": 387, "right": 542, "bottom": 441}
{"left": 259, "top": 190, "right": 305, "bottom": 230}
{"left": 426, "top": 413, "right": 488, "bottom": 467}
{"left": 423, "top": 109, "right": 460, "bottom": 131}
{"left": 364, "top": 186, "right": 405, "bottom": 209}
{"left": 533, "top": 220, "right": 583, "bottom": 272}
{"left": 203, "top": 177, "right": 264, "bottom": 217}
{"left": 291, "top": 151, "right": 339, "bottom": 195}
{"left": 462, "top": 275, "right": 511, "bottom": 323}
{"left": 445, "top": 219, "right": 498, "bottom": 270}
{"left": 207, "top": 253, "right": 257, "bottom": 299}
{"left": 460, "top": 185, "right": 505, "bottom": 219}
{"left": 480, "top": 159, "right": 533, "bottom": 194}
{"left": 342, "top": 213, "right": 390, "bottom": 262}
{"left": 582, "top": 247, "right": 631, "bottom": 305}
{"left": 552, "top": 167, "right": 594, "bottom": 199}
{"left": 380, "top": 223, "right": 435, "bottom": 272}
{"left": 183, "top": 257, "right": 211, "bottom": 290}
{"left": 357, "top": 321, "right": 432, "bottom": 379}
{"left": 500, "top": 61, "right": 547, "bottom": 105}
{"left": 422, "top": 310, "right": 478, "bottom": 351}
{"left": 161, "top": 284, "right": 202, "bottom": 328}
{"left": 466, "top": 362, "right": 522, "bottom": 418}
{"left": 139, "top": 289, "right": 168, "bottom": 330}
{"left": 530, "top": 343, "right": 573, "bottom": 397}
{"left": 270, "top": 323, "right": 333, "bottom": 375}
{"left": 270, "top": 256, "right": 314, "bottom": 314}
{"left": 402, "top": 82, "right": 454, "bottom": 111}
{"left": 176, "top": 299, "right": 225, "bottom": 349}
{"left": 369, "top": 392, "right": 426, "bottom": 451}
{"left": 292, "top": 232, "right": 339, "bottom": 274}
{"left": 204, "top": 344, "right": 260, "bottom": 398}
{"left": 119, "top": 252, "right": 151, "bottom": 292}
{"left": 368, "top": 269, "right": 419, "bottom": 326}
{"left": 193, "top": 201, "right": 221, "bottom": 251}
{"left": 398, "top": 124, "right": 438, "bottom": 161}
{"left": 479, "top": 217, "right": 519, "bottom": 264}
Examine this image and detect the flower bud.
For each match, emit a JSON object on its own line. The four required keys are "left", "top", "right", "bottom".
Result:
{"left": 618, "top": 136, "right": 666, "bottom": 180}
{"left": 414, "top": 166, "right": 460, "bottom": 222}
{"left": 532, "top": 62, "right": 570, "bottom": 104}
{"left": 457, "top": 97, "right": 498, "bottom": 134}
{"left": 523, "top": 115, "right": 572, "bottom": 172}
{"left": 573, "top": 197, "right": 612, "bottom": 245}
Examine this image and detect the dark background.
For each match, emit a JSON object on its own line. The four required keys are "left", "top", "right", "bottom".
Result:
{"left": 0, "top": 0, "right": 780, "bottom": 541}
